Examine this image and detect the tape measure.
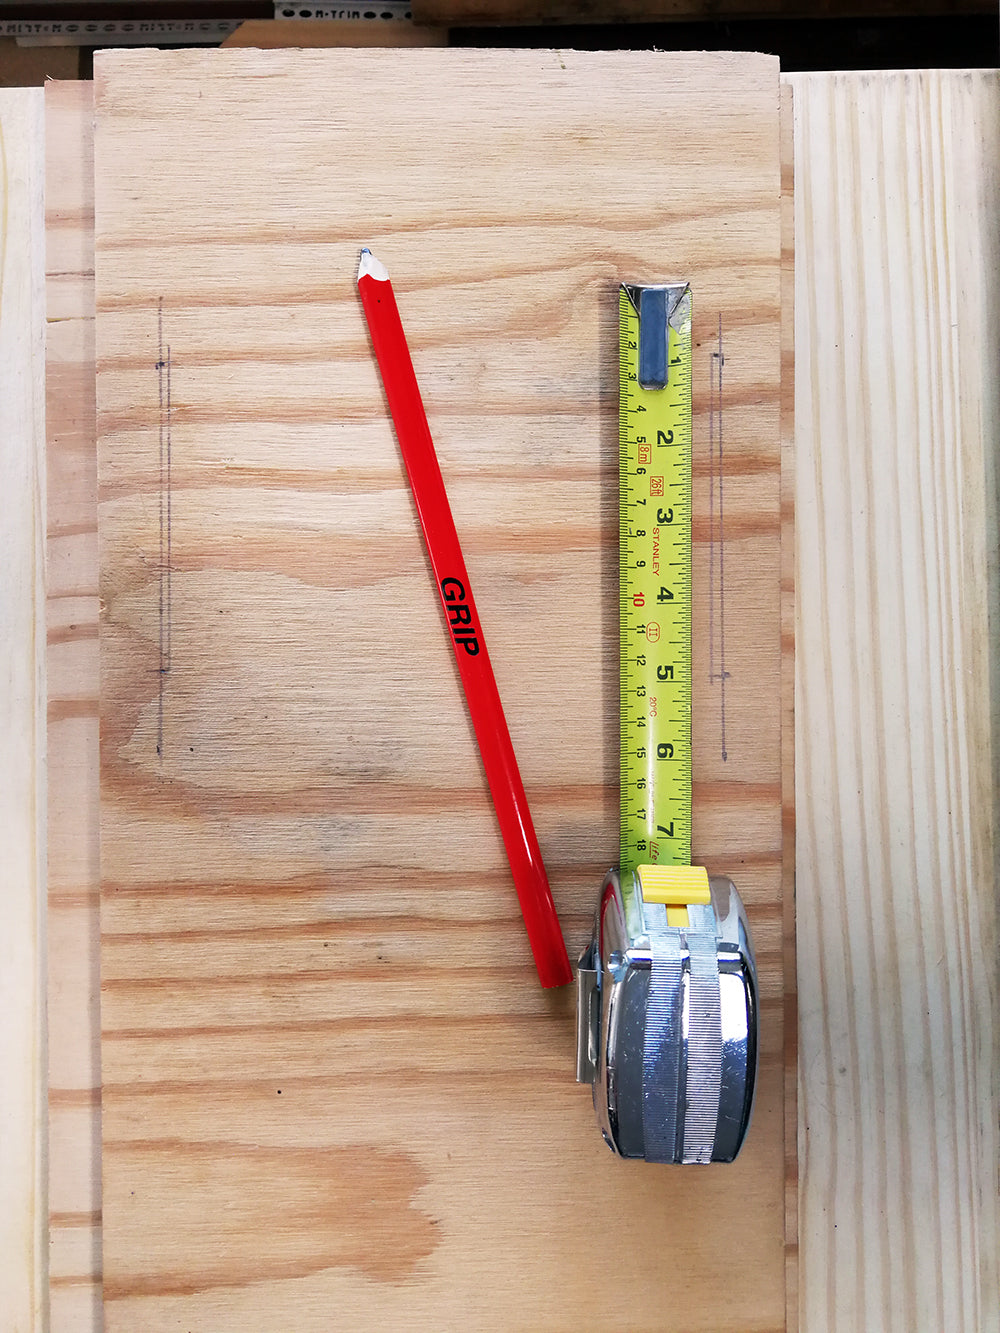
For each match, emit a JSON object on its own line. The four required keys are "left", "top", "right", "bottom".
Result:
{"left": 577, "top": 284, "right": 759, "bottom": 1164}
{"left": 618, "top": 282, "right": 693, "bottom": 873}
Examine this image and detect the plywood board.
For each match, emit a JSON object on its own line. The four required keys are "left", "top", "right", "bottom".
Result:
{"left": 45, "top": 79, "right": 103, "bottom": 1333}
{"left": 94, "top": 47, "right": 785, "bottom": 1330}
{"left": 790, "top": 68, "right": 1000, "bottom": 1332}
{"left": 0, "top": 84, "right": 47, "bottom": 1333}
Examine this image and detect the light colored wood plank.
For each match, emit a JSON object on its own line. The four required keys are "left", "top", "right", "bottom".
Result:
{"left": 95, "top": 47, "right": 785, "bottom": 1330}
{"left": 0, "top": 84, "right": 47, "bottom": 1333}
{"left": 45, "top": 79, "right": 102, "bottom": 1332}
{"left": 790, "top": 68, "right": 1000, "bottom": 1332}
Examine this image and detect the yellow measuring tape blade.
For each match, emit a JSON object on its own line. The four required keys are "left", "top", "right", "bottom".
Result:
{"left": 619, "top": 284, "right": 693, "bottom": 872}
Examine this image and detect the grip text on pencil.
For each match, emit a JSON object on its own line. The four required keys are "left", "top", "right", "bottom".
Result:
{"left": 440, "top": 578, "right": 481, "bottom": 656}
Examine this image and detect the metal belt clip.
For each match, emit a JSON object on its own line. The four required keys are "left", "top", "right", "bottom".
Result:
{"left": 576, "top": 867, "right": 758, "bottom": 1164}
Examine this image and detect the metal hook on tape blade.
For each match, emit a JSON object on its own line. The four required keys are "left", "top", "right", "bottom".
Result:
{"left": 622, "top": 283, "right": 690, "bottom": 390}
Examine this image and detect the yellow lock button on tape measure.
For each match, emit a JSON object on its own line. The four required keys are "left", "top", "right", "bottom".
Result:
{"left": 575, "top": 282, "right": 759, "bottom": 1166}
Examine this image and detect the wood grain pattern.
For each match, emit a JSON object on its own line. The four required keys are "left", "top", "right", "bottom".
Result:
{"left": 94, "top": 47, "right": 785, "bottom": 1330}
{"left": 0, "top": 84, "right": 47, "bottom": 1333}
{"left": 45, "top": 80, "right": 103, "bottom": 1333}
{"left": 43, "top": 59, "right": 1000, "bottom": 1330}
{"left": 790, "top": 69, "right": 1000, "bottom": 1333}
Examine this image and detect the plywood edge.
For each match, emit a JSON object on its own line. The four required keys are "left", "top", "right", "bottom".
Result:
{"left": 91, "top": 43, "right": 780, "bottom": 86}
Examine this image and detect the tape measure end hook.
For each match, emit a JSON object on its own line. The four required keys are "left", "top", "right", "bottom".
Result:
{"left": 622, "top": 282, "right": 690, "bottom": 391}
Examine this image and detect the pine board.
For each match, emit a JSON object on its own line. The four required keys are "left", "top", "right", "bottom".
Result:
{"left": 45, "top": 80, "right": 103, "bottom": 1332}
{"left": 94, "top": 48, "right": 785, "bottom": 1330}
{"left": 0, "top": 85, "right": 47, "bottom": 1333}
{"left": 790, "top": 69, "right": 1000, "bottom": 1332}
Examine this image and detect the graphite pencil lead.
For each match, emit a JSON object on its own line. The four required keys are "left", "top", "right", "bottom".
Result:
{"left": 357, "top": 247, "right": 389, "bottom": 283}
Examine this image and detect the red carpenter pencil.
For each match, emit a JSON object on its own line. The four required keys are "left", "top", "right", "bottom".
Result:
{"left": 357, "top": 248, "right": 571, "bottom": 989}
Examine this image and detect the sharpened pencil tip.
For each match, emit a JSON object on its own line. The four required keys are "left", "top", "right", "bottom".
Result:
{"left": 358, "top": 248, "right": 390, "bottom": 283}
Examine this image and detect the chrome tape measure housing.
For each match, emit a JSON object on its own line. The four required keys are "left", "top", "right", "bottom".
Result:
{"left": 576, "top": 869, "right": 758, "bottom": 1164}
